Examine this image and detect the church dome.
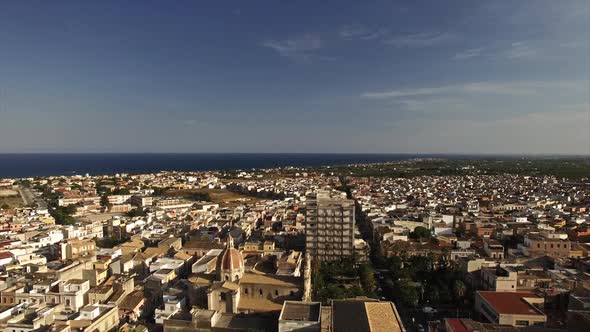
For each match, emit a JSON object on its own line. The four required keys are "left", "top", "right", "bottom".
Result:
{"left": 217, "top": 234, "right": 244, "bottom": 281}
{"left": 219, "top": 246, "right": 244, "bottom": 270}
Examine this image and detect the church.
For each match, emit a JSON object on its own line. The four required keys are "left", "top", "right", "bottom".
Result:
{"left": 189, "top": 235, "right": 304, "bottom": 314}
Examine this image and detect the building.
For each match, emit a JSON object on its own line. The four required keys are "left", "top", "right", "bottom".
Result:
{"left": 522, "top": 235, "right": 578, "bottom": 258}
{"left": 118, "top": 290, "right": 146, "bottom": 322}
{"left": 155, "top": 295, "right": 185, "bottom": 324}
{"left": 191, "top": 249, "right": 222, "bottom": 274}
{"left": 279, "top": 301, "right": 321, "bottom": 332}
{"left": 474, "top": 291, "right": 546, "bottom": 327}
{"left": 70, "top": 304, "right": 120, "bottom": 332}
{"left": 481, "top": 266, "right": 517, "bottom": 292}
{"left": 278, "top": 298, "right": 404, "bottom": 332}
{"left": 199, "top": 235, "right": 302, "bottom": 315}
{"left": 483, "top": 239, "right": 504, "bottom": 260}
{"left": 207, "top": 235, "right": 245, "bottom": 313}
{"left": 305, "top": 191, "right": 355, "bottom": 262}
{"left": 61, "top": 238, "right": 96, "bottom": 260}
{"left": 276, "top": 251, "right": 303, "bottom": 277}
{"left": 107, "top": 194, "right": 132, "bottom": 205}
{"left": 162, "top": 308, "right": 274, "bottom": 332}
{"left": 130, "top": 195, "right": 154, "bottom": 207}
{"left": 445, "top": 318, "right": 520, "bottom": 332}
{"left": 6, "top": 305, "right": 60, "bottom": 332}
{"left": 331, "top": 298, "right": 405, "bottom": 332}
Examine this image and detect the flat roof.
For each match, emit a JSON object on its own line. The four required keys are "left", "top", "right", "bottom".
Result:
{"left": 280, "top": 301, "right": 321, "bottom": 322}
{"left": 478, "top": 291, "right": 544, "bottom": 316}
{"left": 332, "top": 299, "right": 404, "bottom": 332}
{"left": 365, "top": 302, "right": 404, "bottom": 332}
{"left": 240, "top": 272, "right": 301, "bottom": 288}
{"left": 213, "top": 312, "right": 276, "bottom": 331}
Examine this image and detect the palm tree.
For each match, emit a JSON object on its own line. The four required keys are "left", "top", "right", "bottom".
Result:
{"left": 453, "top": 280, "right": 466, "bottom": 303}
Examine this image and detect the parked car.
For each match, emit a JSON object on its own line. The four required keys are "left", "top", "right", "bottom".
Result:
{"left": 422, "top": 306, "right": 437, "bottom": 314}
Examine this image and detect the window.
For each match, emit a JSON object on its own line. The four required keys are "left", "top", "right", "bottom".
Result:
{"left": 259, "top": 289, "right": 263, "bottom": 296}
{"left": 244, "top": 288, "right": 248, "bottom": 294}
{"left": 515, "top": 320, "right": 529, "bottom": 326}
{"left": 290, "top": 291, "right": 294, "bottom": 296}
{"left": 275, "top": 290, "right": 279, "bottom": 296}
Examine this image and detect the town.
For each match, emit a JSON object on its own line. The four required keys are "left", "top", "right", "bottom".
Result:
{"left": 0, "top": 158, "right": 589, "bottom": 332}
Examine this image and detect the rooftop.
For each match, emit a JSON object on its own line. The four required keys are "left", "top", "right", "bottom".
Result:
{"left": 280, "top": 301, "right": 321, "bottom": 322}
{"left": 477, "top": 291, "right": 544, "bottom": 316}
{"left": 240, "top": 272, "right": 301, "bottom": 288}
{"left": 332, "top": 298, "right": 404, "bottom": 332}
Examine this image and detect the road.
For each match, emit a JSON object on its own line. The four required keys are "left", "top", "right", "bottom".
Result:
{"left": 18, "top": 185, "right": 47, "bottom": 209}
{"left": 18, "top": 186, "right": 35, "bottom": 206}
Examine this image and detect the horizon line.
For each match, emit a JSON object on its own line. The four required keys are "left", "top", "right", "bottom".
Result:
{"left": 0, "top": 152, "right": 588, "bottom": 157}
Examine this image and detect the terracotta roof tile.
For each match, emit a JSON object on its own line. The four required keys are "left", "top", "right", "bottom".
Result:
{"left": 478, "top": 291, "right": 544, "bottom": 316}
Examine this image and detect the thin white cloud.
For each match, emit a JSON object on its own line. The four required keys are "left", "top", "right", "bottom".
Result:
{"left": 362, "top": 80, "right": 588, "bottom": 100}
{"left": 461, "top": 82, "right": 538, "bottom": 96}
{"left": 383, "top": 32, "right": 454, "bottom": 47}
{"left": 502, "top": 42, "right": 537, "bottom": 59}
{"left": 262, "top": 34, "right": 322, "bottom": 62}
{"left": 363, "top": 87, "right": 452, "bottom": 99}
{"left": 452, "top": 48, "right": 483, "bottom": 60}
{"left": 395, "top": 98, "right": 469, "bottom": 112}
{"left": 453, "top": 41, "right": 556, "bottom": 62}
{"left": 339, "top": 24, "right": 387, "bottom": 40}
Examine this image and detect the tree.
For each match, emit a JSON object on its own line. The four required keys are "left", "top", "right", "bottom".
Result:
{"left": 387, "top": 255, "right": 403, "bottom": 271}
{"left": 100, "top": 193, "right": 110, "bottom": 207}
{"left": 189, "top": 191, "right": 211, "bottom": 201}
{"left": 151, "top": 187, "right": 169, "bottom": 196}
{"left": 112, "top": 188, "right": 130, "bottom": 195}
{"left": 126, "top": 208, "right": 147, "bottom": 218}
{"left": 359, "top": 263, "right": 377, "bottom": 295}
{"left": 453, "top": 280, "right": 466, "bottom": 303}
{"left": 410, "top": 226, "right": 431, "bottom": 240}
{"left": 52, "top": 206, "right": 76, "bottom": 225}
{"left": 1, "top": 204, "right": 9, "bottom": 210}
{"left": 425, "top": 285, "right": 440, "bottom": 304}
{"left": 395, "top": 279, "right": 419, "bottom": 306}
{"left": 65, "top": 205, "right": 77, "bottom": 215}
{"left": 348, "top": 285, "right": 365, "bottom": 297}
{"left": 407, "top": 255, "right": 432, "bottom": 279}
{"left": 439, "top": 285, "right": 452, "bottom": 304}
{"left": 271, "top": 221, "right": 283, "bottom": 232}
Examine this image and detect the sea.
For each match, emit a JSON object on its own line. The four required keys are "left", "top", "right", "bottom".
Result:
{"left": 0, "top": 153, "right": 430, "bottom": 179}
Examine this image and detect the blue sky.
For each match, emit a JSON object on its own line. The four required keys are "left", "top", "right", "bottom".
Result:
{"left": 1, "top": 0, "right": 589, "bottom": 154}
